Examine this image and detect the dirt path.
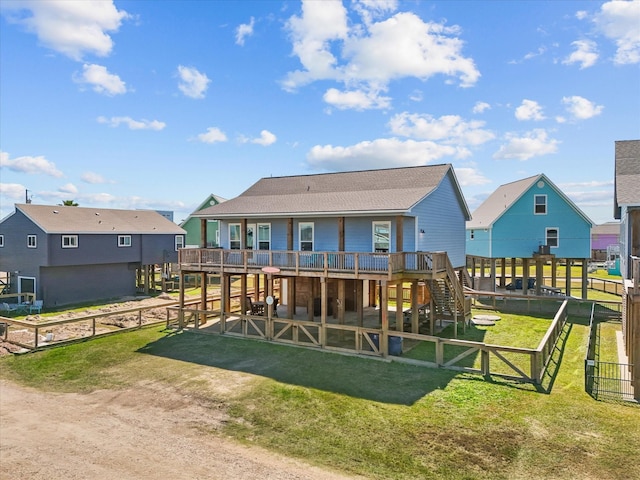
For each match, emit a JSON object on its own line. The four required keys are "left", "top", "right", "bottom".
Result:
{"left": 0, "top": 380, "right": 364, "bottom": 480}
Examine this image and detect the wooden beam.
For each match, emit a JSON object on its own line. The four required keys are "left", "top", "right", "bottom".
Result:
{"left": 200, "top": 272, "right": 207, "bottom": 327}
{"left": 380, "top": 280, "right": 389, "bottom": 357}
{"left": 287, "top": 218, "right": 293, "bottom": 251}
{"left": 565, "top": 259, "right": 572, "bottom": 297}
{"left": 356, "top": 280, "right": 364, "bottom": 327}
{"left": 396, "top": 281, "right": 404, "bottom": 332}
{"left": 240, "top": 218, "right": 247, "bottom": 250}
{"left": 581, "top": 259, "right": 588, "bottom": 300}
{"left": 200, "top": 218, "right": 207, "bottom": 248}
{"left": 396, "top": 215, "right": 403, "bottom": 252}
{"left": 338, "top": 217, "right": 345, "bottom": 252}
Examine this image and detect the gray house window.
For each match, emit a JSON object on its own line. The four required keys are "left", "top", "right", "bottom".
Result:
{"left": 534, "top": 195, "right": 547, "bottom": 215}
{"left": 27, "top": 235, "right": 37, "bottom": 248}
{"left": 546, "top": 227, "right": 559, "bottom": 248}
{"left": 118, "top": 235, "right": 131, "bottom": 247}
{"left": 0, "top": 234, "right": 3, "bottom": 247}
{"left": 258, "top": 224, "right": 271, "bottom": 250}
{"left": 62, "top": 235, "right": 78, "bottom": 248}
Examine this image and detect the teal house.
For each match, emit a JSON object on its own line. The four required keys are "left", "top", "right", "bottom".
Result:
{"left": 466, "top": 174, "right": 593, "bottom": 297}
{"left": 180, "top": 194, "right": 227, "bottom": 248}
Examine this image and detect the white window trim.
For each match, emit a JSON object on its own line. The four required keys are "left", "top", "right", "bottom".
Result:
{"left": 27, "top": 235, "right": 37, "bottom": 248}
{"left": 257, "top": 223, "right": 271, "bottom": 250}
{"left": 534, "top": 194, "right": 547, "bottom": 215}
{"left": 0, "top": 234, "right": 4, "bottom": 247}
{"left": 372, "top": 221, "right": 391, "bottom": 253}
{"left": 175, "top": 235, "right": 184, "bottom": 251}
{"left": 118, "top": 235, "right": 132, "bottom": 247}
{"left": 299, "top": 222, "right": 314, "bottom": 251}
{"left": 229, "top": 223, "right": 241, "bottom": 249}
{"left": 546, "top": 227, "right": 559, "bottom": 248}
{"left": 62, "top": 235, "right": 78, "bottom": 248}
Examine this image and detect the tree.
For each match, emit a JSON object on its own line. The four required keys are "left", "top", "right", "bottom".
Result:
{"left": 60, "top": 200, "right": 78, "bottom": 206}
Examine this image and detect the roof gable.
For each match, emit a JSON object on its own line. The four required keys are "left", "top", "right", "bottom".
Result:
{"left": 468, "top": 173, "right": 593, "bottom": 228}
{"left": 614, "top": 139, "right": 640, "bottom": 218}
{"left": 179, "top": 194, "right": 227, "bottom": 226}
{"left": 13, "top": 204, "right": 185, "bottom": 235}
{"left": 195, "top": 164, "right": 470, "bottom": 219}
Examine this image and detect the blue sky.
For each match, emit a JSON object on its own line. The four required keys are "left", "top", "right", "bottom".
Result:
{"left": 1, "top": 0, "right": 639, "bottom": 226}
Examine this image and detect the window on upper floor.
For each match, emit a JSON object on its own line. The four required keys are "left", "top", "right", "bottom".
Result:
{"left": 546, "top": 227, "right": 559, "bottom": 248}
{"left": 27, "top": 235, "right": 37, "bottom": 248}
{"left": 0, "top": 235, "right": 4, "bottom": 247}
{"left": 373, "top": 221, "right": 390, "bottom": 253}
{"left": 229, "top": 224, "right": 241, "bottom": 249}
{"left": 299, "top": 222, "right": 314, "bottom": 251}
{"left": 534, "top": 195, "right": 547, "bottom": 215}
{"left": 118, "top": 235, "right": 131, "bottom": 247}
{"left": 175, "top": 235, "right": 184, "bottom": 251}
{"left": 258, "top": 224, "right": 271, "bottom": 250}
{"left": 62, "top": 235, "right": 78, "bottom": 248}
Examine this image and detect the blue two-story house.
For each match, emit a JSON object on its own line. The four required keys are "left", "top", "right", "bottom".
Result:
{"left": 0, "top": 204, "right": 185, "bottom": 309}
{"left": 178, "top": 164, "right": 472, "bottom": 348}
{"left": 466, "top": 173, "right": 593, "bottom": 297}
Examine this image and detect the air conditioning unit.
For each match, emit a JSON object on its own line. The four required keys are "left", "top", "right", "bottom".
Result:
{"left": 539, "top": 245, "right": 551, "bottom": 255}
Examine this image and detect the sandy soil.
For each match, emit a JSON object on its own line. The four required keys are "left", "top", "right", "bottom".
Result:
{"left": 0, "top": 379, "right": 363, "bottom": 480}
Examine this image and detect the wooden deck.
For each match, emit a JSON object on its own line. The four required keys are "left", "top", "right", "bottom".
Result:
{"left": 179, "top": 248, "right": 449, "bottom": 280}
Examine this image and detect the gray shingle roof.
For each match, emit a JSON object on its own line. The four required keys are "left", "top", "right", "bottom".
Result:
{"left": 195, "top": 164, "right": 470, "bottom": 219}
{"left": 15, "top": 204, "right": 185, "bottom": 234}
{"left": 467, "top": 173, "right": 592, "bottom": 228}
{"left": 614, "top": 140, "right": 640, "bottom": 217}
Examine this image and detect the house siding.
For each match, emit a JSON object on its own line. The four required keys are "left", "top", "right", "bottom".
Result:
{"left": 411, "top": 172, "right": 467, "bottom": 267}
{"left": 40, "top": 263, "right": 137, "bottom": 308}
{"left": 466, "top": 227, "right": 491, "bottom": 258}
{"left": 490, "top": 182, "right": 591, "bottom": 259}
{"left": 0, "top": 210, "right": 48, "bottom": 275}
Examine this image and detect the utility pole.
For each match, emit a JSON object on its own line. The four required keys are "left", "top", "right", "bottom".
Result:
{"left": 25, "top": 189, "right": 32, "bottom": 203}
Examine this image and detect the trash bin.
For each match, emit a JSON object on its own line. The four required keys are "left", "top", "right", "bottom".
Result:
{"left": 367, "top": 333, "right": 402, "bottom": 355}
{"left": 389, "top": 336, "right": 402, "bottom": 356}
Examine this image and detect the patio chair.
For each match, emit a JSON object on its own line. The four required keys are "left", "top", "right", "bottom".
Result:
{"left": 1, "top": 302, "right": 18, "bottom": 313}
{"left": 29, "top": 300, "right": 43, "bottom": 314}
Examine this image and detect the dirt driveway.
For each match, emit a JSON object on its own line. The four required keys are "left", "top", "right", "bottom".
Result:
{"left": 0, "top": 380, "right": 363, "bottom": 480}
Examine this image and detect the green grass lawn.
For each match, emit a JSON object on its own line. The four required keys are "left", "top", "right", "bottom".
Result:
{"left": 1, "top": 318, "right": 638, "bottom": 480}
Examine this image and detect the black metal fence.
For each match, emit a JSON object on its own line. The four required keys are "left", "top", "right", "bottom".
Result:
{"left": 585, "top": 302, "right": 637, "bottom": 404}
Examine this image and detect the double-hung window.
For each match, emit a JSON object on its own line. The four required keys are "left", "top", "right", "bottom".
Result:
{"left": 534, "top": 195, "right": 547, "bottom": 215}
{"left": 546, "top": 228, "right": 559, "bottom": 248}
{"left": 373, "top": 221, "right": 390, "bottom": 253}
{"left": 62, "top": 235, "right": 78, "bottom": 248}
{"left": 229, "top": 224, "right": 241, "bottom": 249}
{"left": 27, "top": 235, "right": 37, "bottom": 248}
{"left": 299, "top": 222, "right": 314, "bottom": 251}
{"left": 258, "top": 224, "right": 271, "bottom": 250}
{"left": 118, "top": 235, "right": 131, "bottom": 247}
{"left": 175, "top": 235, "right": 184, "bottom": 251}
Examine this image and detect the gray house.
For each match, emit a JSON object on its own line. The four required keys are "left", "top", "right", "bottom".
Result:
{"left": 0, "top": 204, "right": 185, "bottom": 308}
{"left": 614, "top": 140, "right": 640, "bottom": 279}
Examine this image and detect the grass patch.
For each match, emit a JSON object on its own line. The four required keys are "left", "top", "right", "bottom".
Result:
{"left": 1, "top": 317, "right": 639, "bottom": 479}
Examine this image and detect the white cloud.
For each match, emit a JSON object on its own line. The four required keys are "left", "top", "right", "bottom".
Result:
{"left": 388, "top": 112, "right": 495, "bottom": 146}
{"left": 323, "top": 87, "right": 391, "bottom": 110}
{"left": 515, "top": 99, "right": 546, "bottom": 121}
{"left": 0, "top": 150, "right": 64, "bottom": 177}
{"left": 562, "top": 95, "right": 604, "bottom": 120}
{"left": 306, "top": 137, "right": 465, "bottom": 171}
{"left": 177, "top": 65, "right": 210, "bottom": 99}
{"left": 0, "top": 182, "right": 27, "bottom": 201}
{"left": 454, "top": 166, "right": 491, "bottom": 187}
{"left": 493, "top": 129, "right": 559, "bottom": 161}
{"left": 194, "top": 127, "right": 227, "bottom": 144}
{"left": 81, "top": 172, "right": 109, "bottom": 184}
{"left": 576, "top": 10, "right": 589, "bottom": 20}
{"left": 353, "top": 0, "right": 398, "bottom": 25}
{"left": 250, "top": 130, "right": 277, "bottom": 146}
{"left": 283, "top": 3, "right": 479, "bottom": 110}
{"left": 58, "top": 183, "right": 78, "bottom": 194}
{"left": 235, "top": 17, "right": 255, "bottom": 45}
{"left": 472, "top": 101, "right": 490, "bottom": 114}
{"left": 594, "top": 0, "right": 640, "bottom": 65}
{"left": 75, "top": 63, "right": 127, "bottom": 95}
{"left": 563, "top": 39, "right": 598, "bottom": 68}
{"left": 97, "top": 116, "right": 165, "bottom": 130}
{"left": 409, "top": 89, "right": 423, "bottom": 102}
{"left": 0, "top": 0, "right": 129, "bottom": 61}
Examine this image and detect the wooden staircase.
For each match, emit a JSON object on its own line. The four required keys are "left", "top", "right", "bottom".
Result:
{"left": 427, "top": 256, "right": 471, "bottom": 324}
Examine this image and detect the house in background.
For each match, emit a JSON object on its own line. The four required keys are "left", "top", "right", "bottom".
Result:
{"left": 179, "top": 164, "right": 472, "bottom": 349}
{"left": 613, "top": 139, "right": 640, "bottom": 399}
{"left": 466, "top": 173, "right": 593, "bottom": 297}
{"left": 0, "top": 204, "right": 185, "bottom": 309}
{"left": 180, "top": 194, "right": 226, "bottom": 248}
{"left": 591, "top": 222, "right": 620, "bottom": 262}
